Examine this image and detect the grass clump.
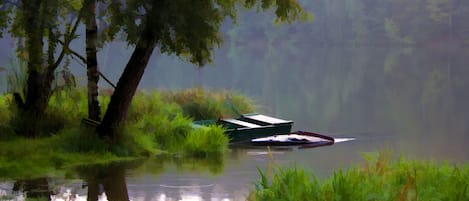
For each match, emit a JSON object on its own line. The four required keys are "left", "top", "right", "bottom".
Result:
{"left": 251, "top": 166, "right": 321, "bottom": 201}
{"left": 184, "top": 125, "right": 229, "bottom": 157}
{"left": 249, "top": 152, "right": 469, "bottom": 201}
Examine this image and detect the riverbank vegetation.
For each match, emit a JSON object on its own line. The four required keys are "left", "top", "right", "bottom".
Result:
{"left": 249, "top": 152, "right": 469, "bottom": 201}
{"left": 0, "top": 88, "right": 254, "bottom": 179}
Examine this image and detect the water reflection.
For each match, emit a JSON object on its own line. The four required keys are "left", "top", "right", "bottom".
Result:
{"left": 78, "top": 162, "right": 135, "bottom": 201}
{"left": 13, "top": 178, "right": 51, "bottom": 200}
{"left": 2, "top": 155, "right": 231, "bottom": 201}
{"left": 2, "top": 46, "right": 469, "bottom": 200}
{"left": 137, "top": 47, "right": 469, "bottom": 161}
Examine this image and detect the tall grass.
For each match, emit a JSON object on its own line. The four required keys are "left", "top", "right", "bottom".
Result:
{"left": 5, "top": 57, "right": 28, "bottom": 95}
{"left": 0, "top": 94, "right": 14, "bottom": 139}
{"left": 161, "top": 88, "right": 255, "bottom": 120}
{"left": 184, "top": 125, "right": 229, "bottom": 157}
{"left": 0, "top": 88, "right": 254, "bottom": 178}
{"left": 249, "top": 152, "right": 469, "bottom": 201}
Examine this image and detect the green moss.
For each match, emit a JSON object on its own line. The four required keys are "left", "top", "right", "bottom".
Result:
{"left": 249, "top": 152, "right": 469, "bottom": 201}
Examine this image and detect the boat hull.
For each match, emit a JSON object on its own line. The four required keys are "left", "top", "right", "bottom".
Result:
{"left": 251, "top": 131, "right": 335, "bottom": 147}
{"left": 192, "top": 113, "right": 293, "bottom": 142}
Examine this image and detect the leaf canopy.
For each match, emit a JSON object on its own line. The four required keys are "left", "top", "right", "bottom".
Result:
{"left": 101, "top": 0, "right": 308, "bottom": 66}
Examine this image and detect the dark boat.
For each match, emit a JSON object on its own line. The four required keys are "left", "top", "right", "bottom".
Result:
{"left": 192, "top": 113, "right": 294, "bottom": 142}
{"left": 251, "top": 130, "right": 335, "bottom": 147}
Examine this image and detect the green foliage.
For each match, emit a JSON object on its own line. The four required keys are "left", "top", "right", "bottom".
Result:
{"left": 249, "top": 152, "right": 469, "bottom": 201}
{"left": 56, "top": 127, "right": 110, "bottom": 153}
{"left": 0, "top": 0, "right": 12, "bottom": 38}
{"left": 0, "top": 136, "right": 118, "bottom": 178}
{"left": 161, "top": 88, "right": 255, "bottom": 120}
{"left": 8, "top": 0, "right": 82, "bottom": 60}
{"left": 0, "top": 94, "right": 12, "bottom": 122}
{"left": 184, "top": 125, "right": 229, "bottom": 157}
{"left": 0, "top": 88, "right": 255, "bottom": 178}
{"left": 125, "top": 89, "right": 250, "bottom": 154}
{"left": 5, "top": 89, "right": 89, "bottom": 138}
{"left": 102, "top": 0, "right": 308, "bottom": 66}
{"left": 251, "top": 166, "right": 321, "bottom": 201}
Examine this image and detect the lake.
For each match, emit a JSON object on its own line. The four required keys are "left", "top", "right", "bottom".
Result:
{"left": 1, "top": 47, "right": 469, "bottom": 200}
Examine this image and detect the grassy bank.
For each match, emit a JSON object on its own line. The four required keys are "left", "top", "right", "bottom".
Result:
{"left": 249, "top": 152, "right": 469, "bottom": 201}
{"left": 0, "top": 88, "right": 254, "bottom": 179}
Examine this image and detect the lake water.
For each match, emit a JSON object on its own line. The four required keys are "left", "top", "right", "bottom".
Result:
{"left": 1, "top": 47, "right": 469, "bottom": 200}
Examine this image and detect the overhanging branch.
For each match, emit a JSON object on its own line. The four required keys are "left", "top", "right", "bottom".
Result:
{"left": 57, "top": 39, "right": 116, "bottom": 89}
{"left": 50, "top": 3, "right": 85, "bottom": 72}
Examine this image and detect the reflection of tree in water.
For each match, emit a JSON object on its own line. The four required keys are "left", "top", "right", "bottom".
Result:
{"left": 76, "top": 155, "right": 224, "bottom": 200}
{"left": 13, "top": 178, "right": 51, "bottom": 200}
{"left": 77, "top": 161, "right": 145, "bottom": 201}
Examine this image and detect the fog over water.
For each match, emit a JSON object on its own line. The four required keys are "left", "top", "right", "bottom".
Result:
{"left": 1, "top": 0, "right": 469, "bottom": 199}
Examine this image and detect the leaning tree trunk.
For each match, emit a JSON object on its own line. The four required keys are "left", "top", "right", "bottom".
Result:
{"left": 97, "top": 34, "right": 156, "bottom": 141}
{"left": 85, "top": 0, "right": 101, "bottom": 121}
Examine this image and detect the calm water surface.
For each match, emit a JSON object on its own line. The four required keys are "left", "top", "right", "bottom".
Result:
{"left": 2, "top": 47, "right": 469, "bottom": 200}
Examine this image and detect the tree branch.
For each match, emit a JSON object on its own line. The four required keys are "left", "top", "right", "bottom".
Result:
{"left": 50, "top": 4, "right": 85, "bottom": 72}
{"left": 57, "top": 39, "right": 116, "bottom": 89}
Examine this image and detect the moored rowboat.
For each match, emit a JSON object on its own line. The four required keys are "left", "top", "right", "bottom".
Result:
{"left": 193, "top": 113, "right": 294, "bottom": 142}
{"left": 251, "top": 130, "right": 334, "bottom": 147}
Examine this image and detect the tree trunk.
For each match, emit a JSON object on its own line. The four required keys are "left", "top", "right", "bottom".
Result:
{"left": 102, "top": 168, "right": 129, "bottom": 201}
{"left": 85, "top": 0, "right": 101, "bottom": 121}
{"left": 97, "top": 34, "right": 156, "bottom": 141}
{"left": 19, "top": 0, "right": 55, "bottom": 137}
{"left": 13, "top": 178, "right": 51, "bottom": 200}
{"left": 23, "top": 0, "right": 45, "bottom": 116}
{"left": 14, "top": 0, "right": 79, "bottom": 137}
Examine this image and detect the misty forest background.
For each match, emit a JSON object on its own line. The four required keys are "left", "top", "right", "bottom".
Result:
{"left": 1, "top": 0, "right": 469, "bottom": 137}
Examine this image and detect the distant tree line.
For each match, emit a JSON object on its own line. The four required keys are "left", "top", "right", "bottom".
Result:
{"left": 224, "top": 0, "right": 469, "bottom": 48}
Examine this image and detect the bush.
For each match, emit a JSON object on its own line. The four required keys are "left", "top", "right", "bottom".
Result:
{"left": 184, "top": 125, "right": 229, "bottom": 157}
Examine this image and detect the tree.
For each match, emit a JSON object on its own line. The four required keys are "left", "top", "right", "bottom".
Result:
{"left": 2, "top": 0, "right": 82, "bottom": 136}
{"left": 96, "top": 0, "right": 308, "bottom": 141}
{"left": 84, "top": 0, "right": 101, "bottom": 121}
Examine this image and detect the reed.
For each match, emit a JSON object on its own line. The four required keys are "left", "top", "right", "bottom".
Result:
{"left": 161, "top": 88, "right": 255, "bottom": 120}
{"left": 184, "top": 125, "right": 229, "bottom": 157}
{"left": 249, "top": 152, "right": 469, "bottom": 201}
{"left": 5, "top": 57, "right": 27, "bottom": 95}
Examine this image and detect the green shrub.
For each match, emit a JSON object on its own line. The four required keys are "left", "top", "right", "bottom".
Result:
{"left": 184, "top": 125, "right": 229, "bottom": 157}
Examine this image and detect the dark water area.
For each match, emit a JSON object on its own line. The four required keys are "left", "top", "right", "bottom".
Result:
{"left": 1, "top": 47, "right": 469, "bottom": 200}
